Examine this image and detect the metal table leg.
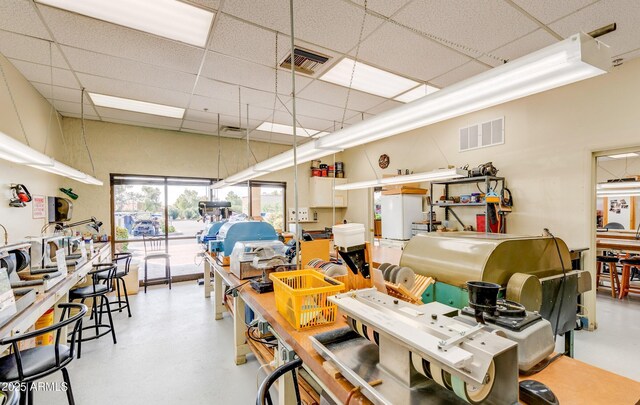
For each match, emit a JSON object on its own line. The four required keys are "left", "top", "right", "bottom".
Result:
{"left": 233, "top": 293, "right": 250, "bottom": 365}
{"left": 213, "top": 266, "right": 227, "bottom": 320}
{"left": 204, "top": 258, "right": 213, "bottom": 298}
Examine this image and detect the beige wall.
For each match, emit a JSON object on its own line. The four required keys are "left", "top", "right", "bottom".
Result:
{"left": 342, "top": 57, "right": 640, "bottom": 328}
{"left": 0, "top": 54, "right": 68, "bottom": 241}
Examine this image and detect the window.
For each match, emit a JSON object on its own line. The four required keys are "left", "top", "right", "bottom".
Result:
{"left": 250, "top": 181, "right": 286, "bottom": 232}
{"left": 111, "top": 174, "right": 215, "bottom": 282}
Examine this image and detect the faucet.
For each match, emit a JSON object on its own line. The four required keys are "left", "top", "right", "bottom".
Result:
{"left": 0, "top": 223, "right": 7, "bottom": 245}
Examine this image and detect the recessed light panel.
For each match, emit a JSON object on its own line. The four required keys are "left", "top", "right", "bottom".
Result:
{"left": 320, "top": 58, "right": 420, "bottom": 98}
{"left": 36, "top": 0, "right": 214, "bottom": 47}
{"left": 257, "top": 122, "right": 329, "bottom": 138}
{"left": 89, "top": 93, "right": 185, "bottom": 118}
{"left": 394, "top": 84, "right": 440, "bottom": 103}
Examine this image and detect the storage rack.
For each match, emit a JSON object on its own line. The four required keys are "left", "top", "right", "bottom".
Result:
{"left": 428, "top": 176, "right": 506, "bottom": 233}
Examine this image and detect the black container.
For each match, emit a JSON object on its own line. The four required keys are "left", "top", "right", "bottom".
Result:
{"left": 467, "top": 281, "right": 501, "bottom": 312}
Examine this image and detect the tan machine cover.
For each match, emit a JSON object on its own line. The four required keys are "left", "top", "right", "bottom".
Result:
{"left": 399, "top": 232, "right": 571, "bottom": 288}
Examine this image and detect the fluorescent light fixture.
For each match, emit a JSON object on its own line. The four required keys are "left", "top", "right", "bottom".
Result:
{"left": 317, "top": 33, "right": 610, "bottom": 150}
{"left": 320, "top": 58, "right": 420, "bottom": 98}
{"left": 598, "top": 181, "right": 640, "bottom": 190}
{"left": 36, "top": 0, "right": 214, "bottom": 47}
{"left": 89, "top": 93, "right": 185, "bottom": 118}
{"left": 335, "top": 168, "right": 467, "bottom": 190}
{"left": 394, "top": 84, "right": 440, "bottom": 103}
{"left": 216, "top": 33, "right": 609, "bottom": 187}
{"left": 605, "top": 153, "right": 639, "bottom": 159}
{"left": 256, "top": 122, "right": 329, "bottom": 138}
{"left": 0, "top": 131, "right": 54, "bottom": 166}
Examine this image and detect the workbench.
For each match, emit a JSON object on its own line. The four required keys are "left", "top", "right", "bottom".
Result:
{"left": 0, "top": 243, "right": 111, "bottom": 351}
{"left": 206, "top": 254, "right": 640, "bottom": 404}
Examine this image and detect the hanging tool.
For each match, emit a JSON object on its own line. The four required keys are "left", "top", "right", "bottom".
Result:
{"left": 9, "top": 184, "right": 32, "bottom": 207}
{"left": 59, "top": 188, "right": 79, "bottom": 200}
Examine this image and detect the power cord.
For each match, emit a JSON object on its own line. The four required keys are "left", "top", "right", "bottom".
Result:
{"left": 543, "top": 228, "right": 568, "bottom": 341}
{"left": 225, "top": 280, "right": 251, "bottom": 296}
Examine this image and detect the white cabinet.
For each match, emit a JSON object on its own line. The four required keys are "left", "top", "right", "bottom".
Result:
{"left": 309, "top": 177, "right": 348, "bottom": 208}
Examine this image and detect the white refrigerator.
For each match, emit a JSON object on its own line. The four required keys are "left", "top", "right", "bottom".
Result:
{"left": 381, "top": 194, "right": 423, "bottom": 240}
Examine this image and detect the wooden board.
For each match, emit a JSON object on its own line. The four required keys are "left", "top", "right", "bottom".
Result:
{"left": 212, "top": 259, "right": 640, "bottom": 405}
{"left": 597, "top": 239, "right": 640, "bottom": 253}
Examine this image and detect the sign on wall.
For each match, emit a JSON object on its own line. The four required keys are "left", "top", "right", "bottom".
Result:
{"left": 32, "top": 195, "right": 46, "bottom": 219}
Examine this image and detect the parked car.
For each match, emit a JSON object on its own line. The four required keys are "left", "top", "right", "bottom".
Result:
{"left": 132, "top": 220, "right": 159, "bottom": 236}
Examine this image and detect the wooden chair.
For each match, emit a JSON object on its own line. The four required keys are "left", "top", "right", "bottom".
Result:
{"left": 619, "top": 257, "right": 640, "bottom": 299}
{"left": 596, "top": 256, "right": 620, "bottom": 298}
{"left": 143, "top": 236, "right": 171, "bottom": 293}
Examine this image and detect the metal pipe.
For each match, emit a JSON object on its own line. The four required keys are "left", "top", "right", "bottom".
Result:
{"left": 0, "top": 223, "right": 7, "bottom": 245}
{"left": 289, "top": 0, "right": 301, "bottom": 269}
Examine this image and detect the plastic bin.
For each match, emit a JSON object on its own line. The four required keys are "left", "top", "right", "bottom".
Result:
{"left": 270, "top": 270, "right": 344, "bottom": 330}
{"left": 333, "top": 223, "right": 365, "bottom": 248}
{"left": 35, "top": 308, "right": 54, "bottom": 346}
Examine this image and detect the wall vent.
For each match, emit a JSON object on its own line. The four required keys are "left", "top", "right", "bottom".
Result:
{"left": 459, "top": 117, "right": 504, "bottom": 152}
{"left": 280, "top": 47, "right": 330, "bottom": 76}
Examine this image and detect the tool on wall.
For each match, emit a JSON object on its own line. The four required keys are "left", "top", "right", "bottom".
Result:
{"left": 59, "top": 188, "right": 78, "bottom": 200}
{"left": 9, "top": 184, "right": 32, "bottom": 207}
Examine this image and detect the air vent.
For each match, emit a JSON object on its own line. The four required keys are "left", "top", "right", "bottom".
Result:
{"left": 221, "top": 126, "right": 244, "bottom": 136}
{"left": 459, "top": 117, "right": 504, "bottom": 152}
{"left": 280, "top": 47, "right": 330, "bottom": 76}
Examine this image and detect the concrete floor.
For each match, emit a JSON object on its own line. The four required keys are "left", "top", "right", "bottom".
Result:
{"left": 34, "top": 284, "right": 639, "bottom": 404}
{"left": 37, "top": 282, "right": 261, "bottom": 405}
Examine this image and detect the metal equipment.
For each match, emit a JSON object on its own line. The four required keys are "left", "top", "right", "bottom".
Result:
{"left": 230, "top": 240, "right": 290, "bottom": 280}
{"left": 311, "top": 288, "right": 520, "bottom": 404}
{"left": 0, "top": 242, "right": 38, "bottom": 322}
{"left": 8, "top": 184, "right": 32, "bottom": 208}
{"left": 196, "top": 201, "right": 232, "bottom": 249}
{"left": 208, "top": 221, "right": 279, "bottom": 265}
{"left": 399, "top": 233, "right": 591, "bottom": 340}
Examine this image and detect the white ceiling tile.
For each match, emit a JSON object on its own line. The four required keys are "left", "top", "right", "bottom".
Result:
{"left": 511, "top": 0, "right": 599, "bottom": 24}
{"left": 50, "top": 100, "right": 95, "bottom": 115}
{"left": 488, "top": 29, "right": 558, "bottom": 63}
{"left": 430, "top": 60, "right": 490, "bottom": 88}
{"left": 0, "top": 31, "right": 66, "bottom": 67}
{"left": 210, "top": 14, "right": 275, "bottom": 67}
{"left": 246, "top": 131, "right": 297, "bottom": 145}
{"left": 61, "top": 46, "right": 197, "bottom": 94}
{"left": 99, "top": 117, "right": 181, "bottom": 131}
{"left": 356, "top": 21, "right": 472, "bottom": 82}
{"left": 8, "top": 59, "right": 79, "bottom": 88}
{"left": 202, "top": 51, "right": 312, "bottom": 94}
{"left": 94, "top": 107, "right": 183, "bottom": 128}
{"left": 37, "top": 5, "right": 205, "bottom": 73}
{"left": 180, "top": 120, "right": 217, "bottom": 134}
{"left": 182, "top": 118, "right": 262, "bottom": 134}
{"left": 193, "top": 77, "right": 239, "bottom": 99}
{"left": 32, "top": 83, "right": 80, "bottom": 103}
{"left": 188, "top": 95, "right": 275, "bottom": 121}
{"left": 549, "top": 0, "right": 640, "bottom": 59}
{"left": 349, "top": 0, "right": 413, "bottom": 17}
{"left": 221, "top": 0, "right": 385, "bottom": 53}
{"left": 394, "top": 0, "right": 539, "bottom": 55}
{"left": 58, "top": 111, "right": 100, "bottom": 120}
{"left": 0, "top": 0, "right": 51, "bottom": 40}
{"left": 366, "top": 100, "right": 402, "bottom": 115}
{"left": 298, "top": 80, "right": 388, "bottom": 112}
{"left": 278, "top": 98, "right": 359, "bottom": 123}
{"left": 183, "top": 0, "right": 220, "bottom": 11}
{"left": 616, "top": 47, "right": 640, "bottom": 61}
{"left": 75, "top": 73, "right": 192, "bottom": 107}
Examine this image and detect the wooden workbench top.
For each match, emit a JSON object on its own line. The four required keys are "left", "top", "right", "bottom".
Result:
{"left": 211, "top": 258, "right": 640, "bottom": 404}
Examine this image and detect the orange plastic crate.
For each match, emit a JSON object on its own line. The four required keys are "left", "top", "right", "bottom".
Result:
{"left": 270, "top": 269, "right": 345, "bottom": 330}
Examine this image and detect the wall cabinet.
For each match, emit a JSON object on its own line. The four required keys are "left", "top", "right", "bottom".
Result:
{"left": 309, "top": 177, "right": 348, "bottom": 208}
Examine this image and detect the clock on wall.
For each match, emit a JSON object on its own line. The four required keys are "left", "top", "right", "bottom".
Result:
{"left": 378, "top": 154, "right": 390, "bottom": 169}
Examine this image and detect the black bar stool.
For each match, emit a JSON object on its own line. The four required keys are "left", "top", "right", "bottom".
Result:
{"left": 95, "top": 253, "right": 132, "bottom": 317}
{"left": 619, "top": 257, "right": 640, "bottom": 299}
{"left": 596, "top": 256, "right": 620, "bottom": 298}
{"left": 69, "top": 263, "right": 117, "bottom": 357}
{"left": 0, "top": 303, "right": 87, "bottom": 405}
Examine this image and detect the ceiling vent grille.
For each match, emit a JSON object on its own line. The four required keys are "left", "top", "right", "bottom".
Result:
{"left": 221, "top": 126, "right": 244, "bottom": 136}
{"left": 459, "top": 117, "right": 504, "bottom": 152}
{"left": 280, "top": 47, "right": 330, "bottom": 76}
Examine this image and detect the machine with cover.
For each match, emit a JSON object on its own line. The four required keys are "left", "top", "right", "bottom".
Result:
{"left": 208, "top": 221, "right": 279, "bottom": 265}
{"left": 196, "top": 201, "right": 232, "bottom": 249}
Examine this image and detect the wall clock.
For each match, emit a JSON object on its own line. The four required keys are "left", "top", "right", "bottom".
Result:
{"left": 378, "top": 154, "right": 390, "bottom": 169}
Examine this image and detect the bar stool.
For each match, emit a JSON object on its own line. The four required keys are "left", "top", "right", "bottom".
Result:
{"left": 0, "top": 303, "right": 87, "bottom": 405}
{"left": 69, "top": 263, "right": 118, "bottom": 357}
{"left": 596, "top": 256, "right": 620, "bottom": 298}
{"left": 95, "top": 253, "right": 132, "bottom": 317}
{"left": 619, "top": 257, "right": 640, "bottom": 299}
{"left": 142, "top": 236, "right": 171, "bottom": 293}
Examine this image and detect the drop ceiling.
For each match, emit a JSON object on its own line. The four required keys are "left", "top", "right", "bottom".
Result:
{"left": 0, "top": 0, "right": 638, "bottom": 145}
